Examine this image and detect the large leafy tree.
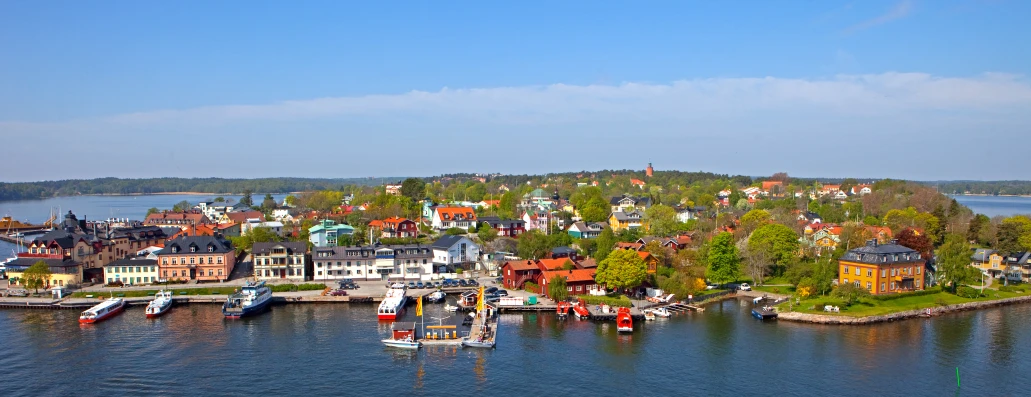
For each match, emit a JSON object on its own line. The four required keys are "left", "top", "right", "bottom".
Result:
{"left": 739, "top": 209, "right": 771, "bottom": 235}
{"left": 476, "top": 223, "right": 498, "bottom": 244}
{"left": 705, "top": 232, "right": 741, "bottom": 285}
{"left": 832, "top": 283, "right": 870, "bottom": 306}
{"left": 516, "top": 230, "right": 553, "bottom": 260}
{"left": 579, "top": 197, "right": 610, "bottom": 223}
{"left": 261, "top": 193, "right": 277, "bottom": 211}
{"left": 548, "top": 275, "right": 569, "bottom": 301}
{"left": 999, "top": 216, "right": 1031, "bottom": 252}
{"left": 400, "top": 178, "right": 425, "bottom": 202}
{"left": 644, "top": 204, "right": 678, "bottom": 236}
{"left": 747, "top": 223, "right": 799, "bottom": 272}
{"left": 22, "top": 261, "right": 52, "bottom": 294}
{"left": 594, "top": 227, "right": 617, "bottom": 262}
{"left": 172, "top": 200, "right": 192, "bottom": 212}
{"left": 596, "top": 248, "right": 648, "bottom": 290}
{"left": 896, "top": 227, "right": 932, "bottom": 259}
{"left": 936, "top": 233, "right": 977, "bottom": 293}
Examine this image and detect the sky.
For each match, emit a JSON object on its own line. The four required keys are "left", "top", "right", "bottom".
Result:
{"left": 1, "top": 0, "right": 1030, "bottom": 182}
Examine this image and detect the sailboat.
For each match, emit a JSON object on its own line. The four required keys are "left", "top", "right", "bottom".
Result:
{"left": 462, "top": 285, "right": 498, "bottom": 349}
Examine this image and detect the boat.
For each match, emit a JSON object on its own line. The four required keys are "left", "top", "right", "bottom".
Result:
{"left": 556, "top": 301, "right": 571, "bottom": 319}
{"left": 572, "top": 298, "right": 590, "bottom": 320}
{"left": 644, "top": 310, "right": 656, "bottom": 321}
{"left": 752, "top": 306, "right": 778, "bottom": 321}
{"left": 462, "top": 286, "right": 498, "bottom": 349}
{"left": 378, "top": 283, "right": 409, "bottom": 320}
{"left": 616, "top": 307, "right": 633, "bottom": 333}
{"left": 145, "top": 290, "right": 173, "bottom": 318}
{"left": 427, "top": 290, "right": 446, "bottom": 303}
{"left": 382, "top": 321, "right": 421, "bottom": 349}
{"left": 222, "top": 281, "right": 273, "bottom": 319}
{"left": 444, "top": 303, "right": 458, "bottom": 312}
{"left": 653, "top": 307, "right": 672, "bottom": 318}
{"left": 79, "top": 297, "right": 125, "bottom": 324}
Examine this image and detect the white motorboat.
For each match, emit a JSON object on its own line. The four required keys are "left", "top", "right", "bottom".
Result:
{"left": 146, "top": 290, "right": 173, "bottom": 318}
{"left": 653, "top": 307, "right": 673, "bottom": 318}
{"left": 378, "top": 283, "right": 408, "bottom": 320}
{"left": 382, "top": 321, "right": 422, "bottom": 349}
{"left": 444, "top": 303, "right": 458, "bottom": 312}
{"left": 644, "top": 310, "right": 656, "bottom": 321}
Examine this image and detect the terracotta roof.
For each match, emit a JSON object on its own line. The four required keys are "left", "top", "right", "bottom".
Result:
{"left": 616, "top": 242, "right": 644, "bottom": 250}
{"left": 145, "top": 211, "right": 211, "bottom": 225}
{"left": 503, "top": 260, "right": 539, "bottom": 272}
{"left": 435, "top": 207, "right": 477, "bottom": 221}
{"left": 761, "top": 181, "right": 784, "bottom": 190}
{"left": 637, "top": 251, "right": 654, "bottom": 261}
{"left": 541, "top": 269, "right": 596, "bottom": 283}
{"left": 536, "top": 258, "right": 573, "bottom": 271}
{"left": 630, "top": 179, "right": 646, "bottom": 186}
{"left": 226, "top": 211, "right": 265, "bottom": 224}
{"left": 576, "top": 258, "right": 598, "bottom": 268}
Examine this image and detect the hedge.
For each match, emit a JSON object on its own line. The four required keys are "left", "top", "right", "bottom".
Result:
{"left": 869, "top": 287, "right": 943, "bottom": 301}
{"left": 580, "top": 295, "right": 632, "bottom": 308}
{"left": 270, "top": 283, "right": 328, "bottom": 292}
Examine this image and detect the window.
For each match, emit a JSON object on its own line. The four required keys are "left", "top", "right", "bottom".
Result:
{"left": 217, "top": 257, "right": 222, "bottom": 264}
{"left": 208, "top": 257, "right": 213, "bottom": 264}
{"left": 844, "top": 278, "right": 849, "bottom": 284}
{"left": 171, "top": 258, "right": 177, "bottom": 265}
{"left": 891, "top": 282, "right": 896, "bottom": 290}
{"left": 190, "top": 257, "right": 195, "bottom": 265}
{"left": 172, "top": 270, "right": 178, "bottom": 277}
{"left": 843, "top": 266, "right": 849, "bottom": 275}
{"left": 855, "top": 267, "right": 860, "bottom": 276}
{"left": 854, "top": 281, "right": 860, "bottom": 287}
{"left": 190, "top": 246, "right": 196, "bottom": 253}
{"left": 218, "top": 269, "right": 223, "bottom": 276}
{"left": 867, "top": 269, "right": 872, "bottom": 277}
{"left": 209, "top": 269, "right": 213, "bottom": 276}
{"left": 317, "top": 271, "right": 322, "bottom": 276}
{"left": 881, "top": 269, "right": 886, "bottom": 278}
{"left": 164, "top": 270, "right": 168, "bottom": 277}
{"left": 881, "top": 283, "right": 886, "bottom": 291}
{"left": 917, "top": 267, "right": 921, "bottom": 275}
{"left": 866, "top": 282, "right": 872, "bottom": 290}
{"left": 317, "top": 262, "right": 322, "bottom": 268}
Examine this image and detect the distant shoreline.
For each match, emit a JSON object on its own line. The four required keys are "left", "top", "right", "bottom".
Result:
{"left": 0, "top": 192, "right": 299, "bottom": 202}
{"left": 949, "top": 193, "right": 1031, "bottom": 198}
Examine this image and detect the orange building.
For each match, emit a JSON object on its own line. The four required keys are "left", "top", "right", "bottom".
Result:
{"left": 838, "top": 239, "right": 925, "bottom": 295}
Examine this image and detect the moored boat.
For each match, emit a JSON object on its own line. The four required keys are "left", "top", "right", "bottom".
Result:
{"left": 222, "top": 281, "right": 272, "bottom": 319}
{"left": 444, "top": 303, "right": 458, "bottom": 312}
{"left": 382, "top": 321, "right": 421, "bottom": 349}
{"left": 616, "top": 307, "right": 633, "bottom": 333}
{"left": 572, "top": 298, "right": 590, "bottom": 320}
{"left": 79, "top": 298, "right": 125, "bottom": 324}
{"left": 462, "top": 286, "right": 498, "bottom": 349}
{"left": 427, "top": 290, "right": 445, "bottom": 303}
{"left": 644, "top": 310, "right": 656, "bottom": 321}
{"left": 146, "top": 290, "right": 173, "bottom": 318}
{"left": 653, "top": 307, "right": 672, "bottom": 318}
{"left": 377, "top": 283, "right": 408, "bottom": 320}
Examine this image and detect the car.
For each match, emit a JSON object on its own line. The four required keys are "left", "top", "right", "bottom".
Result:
{"left": 407, "top": 281, "right": 416, "bottom": 288}
{"left": 496, "top": 289, "right": 509, "bottom": 297}
{"left": 486, "top": 286, "right": 499, "bottom": 294}
{"left": 433, "top": 281, "right": 442, "bottom": 288}
{"left": 329, "top": 289, "right": 348, "bottom": 296}
{"left": 457, "top": 279, "right": 468, "bottom": 287}
{"left": 705, "top": 284, "right": 717, "bottom": 290}
{"left": 6, "top": 289, "right": 28, "bottom": 297}
{"left": 739, "top": 283, "right": 752, "bottom": 291}
{"left": 416, "top": 281, "right": 424, "bottom": 289}
{"left": 467, "top": 279, "right": 478, "bottom": 286}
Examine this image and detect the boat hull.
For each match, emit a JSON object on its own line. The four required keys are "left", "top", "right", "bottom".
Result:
{"left": 461, "top": 340, "right": 496, "bottom": 349}
{"left": 617, "top": 326, "right": 633, "bottom": 333}
{"left": 382, "top": 339, "right": 421, "bottom": 349}
{"left": 377, "top": 296, "right": 407, "bottom": 320}
{"left": 223, "top": 297, "right": 271, "bottom": 319}
{"left": 79, "top": 302, "right": 125, "bottom": 324}
{"left": 145, "top": 305, "right": 171, "bottom": 319}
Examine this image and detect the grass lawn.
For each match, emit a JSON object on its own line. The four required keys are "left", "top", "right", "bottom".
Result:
{"left": 760, "top": 276, "right": 792, "bottom": 285}
{"left": 780, "top": 289, "right": 1026, "bottom": 317}
{"left": 71, "top": 286, "right": 241, "bottom": 298}
{"left": 753, "top": 285, "right": 796, "bottom": 295}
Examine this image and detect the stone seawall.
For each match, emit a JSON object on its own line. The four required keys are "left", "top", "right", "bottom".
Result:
{"left": 778, "top": 295, "right": 1031, "bottom": 325}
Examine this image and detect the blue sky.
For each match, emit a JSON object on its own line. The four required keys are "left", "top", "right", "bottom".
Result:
{"left": 1, "top": 0, "right": 1029, "bottom": 181}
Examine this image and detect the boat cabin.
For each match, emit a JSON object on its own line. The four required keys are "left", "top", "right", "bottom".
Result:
{"left": 391, "top": 322, "right": 417, "bottom": 341}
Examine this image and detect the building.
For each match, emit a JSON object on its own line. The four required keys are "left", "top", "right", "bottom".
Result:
{"left": 538, "top": 269, "right": 601, "bottom": 297}
{"left": 674, "top": 206, "right": 705, "bottom": 222}
{"left": 521, "top": 188, "right": 554, "bottom": 209}
{"left": 430, "top": 207, "right": 478, "bottom": 231}
{"left": 431, "top": 235, "right": 480, "bottom": 272}
{"left": 521, "top": 211, "right": 549, "bottom": 232}
{"left": 838, "top": 240, "right": 925, "bottom": 295}
{"left": 5, "top": 257, "right": 82, "bottom": 290}
{"left": 477, "top": 217, "right": 526, "bottom": 237}
{"left": 501, "top": 260, "right": 540, "bottom": 290}
{"left": 550, "top": 247, "right": 580, "bottom": 261}
{"left": 609, "top": 195, "right": 651, "bottom": 213}
{"left": 220, "top": 210, "right": 265, "bottom": 225}
{"left": 144, "top": 211, "right": 213, "bottom": 228}
{"left": 385, "top": 182, "right": 403, "bottom": 196}
{"left": 567, "top": 221, "right": 605, "bottom": 239}
{"left": 308, "top": 219, "right": 355, "bottom": 247}
{"left": 609, "top": 210, "right": 644, "bottom": 231}
{"left": 253, "top": 242, "right": 310, "bottom": 281}
{"left": 645, "top": 162, "right": 654, "bottom": 177}
{"left": 103, "top": 257, "right": 159, "bottom": 285}
{"left": 156, "top": 236, "right": 235, "bottom": 282}
{"left": 368, "top": 217, "right": 418, "bottom": 238}
{"left": 310, "top": 244, "right": 432, "bottom": 281}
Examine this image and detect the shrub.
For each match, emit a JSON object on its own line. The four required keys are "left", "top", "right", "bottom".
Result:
{"left": 870, "top": 287, "right": 942, "bottom": 301}
{"left": 524, "top": 282, "right": 538, "bottom": 292}
{"left": 956, "top": 286, "right": 979, "bottom": 299}
{"left": 580, "top": 295, "right": 632, "bottom": 308}
{"left": 999, "top": 285, "right": 1026, "bottom": 293}
{"left": 456, "top": 268, "right": 464, "bottom": 274}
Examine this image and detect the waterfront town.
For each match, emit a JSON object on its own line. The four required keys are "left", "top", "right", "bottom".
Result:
{"left": 2, "top": 165, "right": 1031, "bottom": 327}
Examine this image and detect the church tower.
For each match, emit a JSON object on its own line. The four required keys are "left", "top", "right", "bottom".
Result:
{"left": 646, "top": 162, "right": 654, "bottom": 177}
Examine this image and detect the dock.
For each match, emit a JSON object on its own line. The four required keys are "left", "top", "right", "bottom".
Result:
{"left": 751, "top": 307, "right": 778, "bottom": 320}
{"left": 585, "top": 305, "right": 645, "bottom": 321}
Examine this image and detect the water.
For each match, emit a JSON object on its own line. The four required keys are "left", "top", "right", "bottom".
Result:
{"left": 0, "top": 300, "right": 1028, "bottom": 396}
{"left": 951, "top": 195, "right": 1031, "bottom": 218}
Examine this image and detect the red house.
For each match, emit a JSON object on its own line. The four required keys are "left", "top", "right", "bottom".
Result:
{"left": 501, "top": 260, "right": 540, "bottom": 290}
{"left": 538, "top": 269, "right": 600, "bottom": 297}
{"left": 478, "top": 216, "right": 525, "bottom": 237}
{"left": 369, "top": 217, "right": 417, "bottom": 238}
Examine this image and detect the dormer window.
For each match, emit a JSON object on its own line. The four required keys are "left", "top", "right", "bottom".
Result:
{"left": 208, "top": 245, "right": 215, "bottom": 252}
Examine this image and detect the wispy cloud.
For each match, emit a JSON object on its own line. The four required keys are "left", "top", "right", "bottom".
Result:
{"left": 842, "top": 0, "right": 913, "bottom": 34}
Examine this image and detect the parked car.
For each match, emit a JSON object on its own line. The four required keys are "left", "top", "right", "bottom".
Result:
{"left": 329, "top": 289, "right": 348, "bottom": 296}
{"left": 467, "top": 279, "right": 478, "bottom": 286}
{"left": 496, "top": 289, "right": 509, "bottom": 297}
{"left": 486, "top": 286, "right": 499, "bottom": 294}
{"left": 433, "top": 281, "right": 442, "bottom": 288}
{"left": 705, "top": 284, "right": 717, "bottom": 290}
{"left": 457, "top": 279, "right": 468, "bottom": 287}
{"left": 739, "top": 283, "right": 752, "bottom": 291}
{"left": 416, "top": 281, "right": 424, "bottom": 289}
{"left": 407, "top": 281, "right": 416, "bottom": 288}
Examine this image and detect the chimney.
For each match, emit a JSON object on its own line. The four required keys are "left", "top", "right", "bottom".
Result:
{"left": 866, "top": 239, "right": 878, "bottom": 247}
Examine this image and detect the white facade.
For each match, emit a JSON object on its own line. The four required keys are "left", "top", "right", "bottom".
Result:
{"left": 432, "top": 236, "right": 481, "bottom": 269}
{"left": 243, "top": 220, "right": 285, "bottom": 236}
{"left": 104, "top": 261, "right": 160, "bottom": 285}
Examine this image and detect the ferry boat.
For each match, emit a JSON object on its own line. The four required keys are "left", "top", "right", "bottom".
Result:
{"left": 222, "top": 281, "right": 273, "bottom": 319}
{"left": 145, "top": 290, "right": 173, "bottom": 318}
{"left": 79, "top": 297, "right": 126, "bottom": 324}
{"left": 377, "top": 283, "right": 408, "bottom": 320}
{"left": 616, "top": 307, "right": 633, "bottom": 333}
{"left": 382, "top": 321, "right": 421, "bottom": 349}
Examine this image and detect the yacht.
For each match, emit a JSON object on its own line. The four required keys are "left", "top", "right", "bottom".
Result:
{"left": 145, "top": 290, "right": 173, "bottom": 318}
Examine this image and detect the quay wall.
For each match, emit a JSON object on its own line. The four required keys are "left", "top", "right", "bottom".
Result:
{"left": 778, "top": 295, "right": 1031, "bottom": 325}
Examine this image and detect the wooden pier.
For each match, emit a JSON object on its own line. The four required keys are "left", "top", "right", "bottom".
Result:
{"left": 585, "top": 305, "right": 645, "bottom": 321}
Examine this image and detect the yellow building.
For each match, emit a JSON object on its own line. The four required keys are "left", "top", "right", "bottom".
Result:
{"left": 5, "top": 257, "right": 83, "bottom": 290}
{"left": 970, "top": 249, "right": 1005, "bottom": 278}
{"left": 838, "top": 240, "right": 925, "bottom": 295}
{"left": 608, "top": 210, "right": 644, "bottom": 231}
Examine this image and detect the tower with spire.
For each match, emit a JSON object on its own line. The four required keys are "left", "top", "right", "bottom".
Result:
{"left": 646, "top": 162, "right": 654, "bottom": 178}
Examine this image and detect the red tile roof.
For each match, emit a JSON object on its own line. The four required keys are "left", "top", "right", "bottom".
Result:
{"left": 541, "top": 269, "right": 596, "bottom": 283}
{"left": 436, "top": 207, "right": 477, "bottom": 221}
{"left": 536, "top": 258, "right": 573, "bottom": 271}
{"left": 503, "top": 260, "right": 539, "bottom": 272}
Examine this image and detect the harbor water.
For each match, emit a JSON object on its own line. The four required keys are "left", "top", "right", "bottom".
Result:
{"left": 1, "top": 300, "right": 1029, "bottom": 396}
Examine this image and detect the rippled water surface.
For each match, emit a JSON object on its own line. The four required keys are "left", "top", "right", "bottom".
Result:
{"left": 2, "top": 300, "right": 1029, "bottom": 396}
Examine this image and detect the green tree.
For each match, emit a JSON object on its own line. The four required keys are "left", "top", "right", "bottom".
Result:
{"left": 579, "top": 197, "right": 610, "bottom": 223}
{"left": 966, "top": 214, "right": 990, "bottom": 245}
{"left": 400, "top": 178, "right": 426, "bottom": 202}
{"left": 240, "top": 189, "right": 254, "bottom": 207}
{"left": 832, "top": 283, "right": 870, "bottom": 306}
{"left": 548, "top": 275, "right": 569, "bottom": 301}
{"left": 705, "top": 232, "right": 741, "bottom": 285}
{"left": 22, "top": 260, "right": 52, "bottom": 294}
{"left": 517, "top": 230, "right": 553, "bottom": 260}
{"left": 445, "top": 227, "right": 467, "bottom": 236}
{"left": 936, "top": 233, "right": 976, "bottom": 293}
{"left": 595, "top": 248, "right": 648, "bottom": 290}
{"left": 477, "top": 223, "right": 498, "bottom": 243}
{"left": 594, "top": 227, "right": 617, "bottom": 262}
{"left": 261, "top": 193, "right": 277, "bottom": 211}
{"left": 284, "top": 195, "right": 297, "bottom": 206}
{"left": 747, "top": 223, "right": 800, "bottom": 275}
{"left": 740, "top": 209, "right": 771, "bottom": 234}
{"left": 214, "top": 196, "right": 226, "bottom": 202}
{"left": 464, "top": 183, "right": 487, "bottom": 202}
{"left": 644, "top": 204, "right": 678, "bottom": 236}
{"left": 146, "top": 207, "right": 160, "bottom": 217}
{"left": 172, "top": 200, "right": 192, "bottom": 212}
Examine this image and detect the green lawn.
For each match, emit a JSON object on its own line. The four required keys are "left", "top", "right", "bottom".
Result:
{"left": 752, "top": 285, "right": 795, "bottom": 295}
{"left": 780, "top": 289, "right": 1026, "bottom": 317}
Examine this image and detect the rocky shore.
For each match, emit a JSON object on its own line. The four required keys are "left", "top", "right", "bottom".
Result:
{"left": 778, "top": 294, "right": 1031, "bottom": 325}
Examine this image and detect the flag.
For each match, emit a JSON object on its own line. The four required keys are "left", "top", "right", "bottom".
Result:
{"left": 476, "top": 285, "right": 484, "bottom": 312}
{"left": 416, "top": 295, "right": 423, "bottom": 317}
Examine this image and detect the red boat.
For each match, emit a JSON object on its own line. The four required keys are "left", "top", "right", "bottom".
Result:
{"left": 616, "top": 307, "right": 633, "bottom": 333}
{"left": 79, "top": 298, "right": 126, "bottom": 324}
{"left": 572, "top": 298, "right": 590, "bottom": 320}
{"left": 556, "top": 301, "right": 570, "bottom": 318}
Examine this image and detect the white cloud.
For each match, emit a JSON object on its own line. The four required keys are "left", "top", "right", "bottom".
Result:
{"left": 842, "top": 0, "right": 913, "bottom": 34}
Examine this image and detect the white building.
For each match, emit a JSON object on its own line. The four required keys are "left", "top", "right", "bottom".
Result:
{"left": 253, "top": 242, "right": 309, "bottom": 281}
{"left": 430, "top": 206, "right": 478, "bottom": 231}
{"left": 243, "top": 220, "right": 285, "bottom": 236}
{"left": 431, "top": 235, "right": 481, "bottom": 272}
{"left": 103, "top": 257, "right": 160, "bottom": 285}
{"left": 310, "top": 244, "right": 433, "bottom": 281}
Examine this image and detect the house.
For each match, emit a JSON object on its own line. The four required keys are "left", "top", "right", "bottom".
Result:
{"left": 144, "top": 211, "right": 213, "bottom": 228}
{"left": 970, "top": 248, "right": 1006, "bottom": 278}
{"left": 243, "top": 220, "right": 285, "bottom": 236}
{"left": 637, "top": 236, "right": 689, "bottom": 251}
{"left": 536, "top": 257, "right": 574, "bottom": 272}
{"left": 197, "top": 202, "right": 235, "bottom": 220}
{"left": 798, "top": 211, "right": 822, "bottom": 224}
{"left": 521, "top": 188, "right": 554, "bottom": 208}
{"left": 4, "top": 257, "right": 82, "bottom": 290}
{"left": 616, "top": 242, "right": 644, "bottom": 250}
{"left": 762, "top": 181, "right": 784, "bottom": 196}
{"left": 839, "top": 239, "right": 925, "bottom": 295}
{"left": 609, "top": 195, "right": 651, "bottom": 213}
{"left": 630, "top": 179, "right": 646, "bottom": 189}
{"left": 431, "top": 235, "right": 481, "bottom": 272}
{"left": 431, "top": 207, "right": 478, "bottom": 231}
{"left": 156, "top": 236, "right": 235, "bottom": 282}
{"left": 741, "top": 186, "right": 763, "bottom": 199}
{"left": 385, "top": 182, "right": 403, "bottom": 196}
{"left": 478, "top": 216, "right": 526, "bottom": 237}
{"left": 609, "top": 210, "right": 644, "bottom": 231}
{"left": 819, "top": 184, "right": 842, "bottom": 197}
{"left": 833, "top": 190, "right": 849, "bottom": 200}
{"left": 103, "top": 256, "right": 159, "bottom": 285}
{"left": 368, "top": 217, "right": 418, "bottom": 239}
{"left": 567, "top": 221, "right": 605, "bottom": 239}
{"left": 1001, "top": 252, "right": 1029, "bottom": 282}
{"left": 272, "top": 207, "right": 301, "bottom": 222}
{"left": 851, "top": 184, "right": 873, "bottom": 196}
{"left": 638, "top": 251, "right": 660, "bottom": 274}
{"left": 674, "top": 206, "right": 705, "bottom": 222}
{"left": 308, "top": 219, "right": 355, "bottom": 247}
{"left": 538, "top": 269, "right": 601, "bottom": 297}
{"left": 501, "top": 260, "right": 540, "bottom": 290}
{"left": 220, "top": 210, "right": 265, "bottom": 225}
{"left": 310, "top": 244, "right": 432, "bottom": 281}
{"left": 253, "top": 242, "right": 310, "bottom": 281}
{"left": 576, "top": 258, "right": 598, "bottom": 269}
{"left": 521, "top": 211, "right": 549, "bottom": 231}
{"left": 551, "top": 247, "right": 579, "bottom": 261}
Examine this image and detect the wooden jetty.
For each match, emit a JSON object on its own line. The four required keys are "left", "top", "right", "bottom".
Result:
{"left": 585, "top": 304, "right": 645, "bottom": 321}
{"left": 751, "top": 307, "right": 778, "bottom": 320}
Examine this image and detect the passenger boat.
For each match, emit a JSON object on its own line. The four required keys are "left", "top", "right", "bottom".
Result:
{"left": 377, "top": 283, "right": 408, "bottom": 320}
{"left": 616, "top": 307, "right": 633, "bottom": 333}
{"left": 427, "top": 290, "right": 445, "bottom": 303}
{"left": 79, "top": 297, "right": 125, "bottom": 324}
{"left": 382, "top": 321, "right": 421, "bottom": 349}
{"left": 145, "top": 290, "right": 173, "bottom": 318}
{"left": 643, "top": 310, "right": 656, "bottom": 321}
{"left": 222, "top": 281, "right": 272, "bottom": 319}
{"left": 462, "top": 286, "right": 498, "bottom": 349}
{"left": 653, "top": 307, "right": 672, "bottom": 318}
